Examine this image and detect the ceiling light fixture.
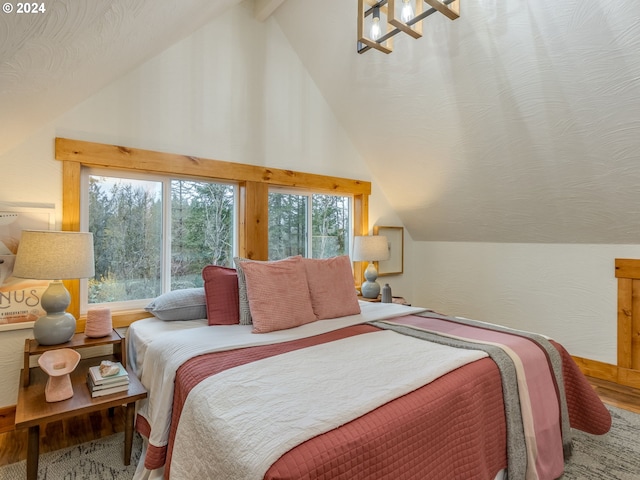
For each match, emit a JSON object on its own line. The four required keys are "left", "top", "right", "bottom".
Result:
{"left": 357, "top": 0, "right": 460, "bottom": 54}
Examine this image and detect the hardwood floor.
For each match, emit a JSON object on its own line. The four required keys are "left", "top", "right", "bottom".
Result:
{"left": 0, "top": 406, "right": 126, "bottom": 467}
{"left": 0, "top": 377, "right": 639, "bottom": 468}
{"left": 587, "top": 376, "right": 640, "bottom": 414}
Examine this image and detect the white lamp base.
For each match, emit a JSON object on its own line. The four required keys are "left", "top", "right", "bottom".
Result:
{"left": 361, "top": 262, "right": 381, "bottom": 299}
{"left": 34, "top": 281, "right": 76, "bottom": 345}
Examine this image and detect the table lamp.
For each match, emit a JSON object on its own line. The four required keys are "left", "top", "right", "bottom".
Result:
{"left": 352, "top": 235, "right": 389, "bottom": 299}
{"left": 12, "top": 230, "right": 95, "bottom": 345}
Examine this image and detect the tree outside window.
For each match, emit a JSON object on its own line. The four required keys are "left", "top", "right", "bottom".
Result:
{"left": 268, "top": 191, "right": 351, "bottom": 260}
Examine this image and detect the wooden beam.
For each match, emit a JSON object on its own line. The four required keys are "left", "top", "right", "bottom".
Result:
{"left": 239, "top": 181, "right": 269, "bottom": 260}
{"left": 618, "top": 277, "right": 633, "bottom": 369}
{"left": 62, "top": 160, "right": 82, "bottom": 322}
{"left": 254, "top": 0, "right": 286, "bottom": 22}
{"left": 615, "top": 258, "right": 640, "bottom": 279}
{"left": 56, "top": 138, "right": 370, "bottom": 196}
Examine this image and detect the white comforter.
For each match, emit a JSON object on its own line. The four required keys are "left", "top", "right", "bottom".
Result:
{"left": 130, "top": 302, "right": 482, "bottom": 480}
{"left": 170, "top": 330, "right": 487, "bottom": 479}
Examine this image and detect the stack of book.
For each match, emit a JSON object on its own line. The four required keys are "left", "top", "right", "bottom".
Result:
{"left": 86, "top": 362, "right": 129, "bottom": 398}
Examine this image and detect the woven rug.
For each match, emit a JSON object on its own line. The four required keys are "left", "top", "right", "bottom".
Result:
{"left": 562, "top": 405, "right": 640, "bottom": 479}
{"left": 0, "top": 406, "right": 638, "bottom": 479}
{"left": 0, "top": 431, "right": 141, "bottom": 480}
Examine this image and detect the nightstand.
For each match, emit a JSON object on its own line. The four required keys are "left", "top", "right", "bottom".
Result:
{"left": 15, "top": 331, "right": 147, "bottom": 480}
{"left": 358, "top": 295, "right": 411, "bottom": 306}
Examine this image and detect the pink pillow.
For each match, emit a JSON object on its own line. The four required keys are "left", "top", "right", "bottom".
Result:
{"left": 240, "top": 256, "right": 317, "bottom": 333}
{"left": 202, "top": 265, "right": 240, "bottom": 325}
{"left": 303, "top": 256, "right": 361, "bottom": 319}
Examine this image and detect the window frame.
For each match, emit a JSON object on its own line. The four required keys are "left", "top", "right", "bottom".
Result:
{"left": 268, "top": 187, "right": 353, "bottom": 260}
{"left": 56, "top": 137, "right": 371, "bottom": 329}
{"left": 80, "top": 168, "right": 239, "bottom": 311}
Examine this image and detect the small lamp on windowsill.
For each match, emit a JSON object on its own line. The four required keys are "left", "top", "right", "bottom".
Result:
{"left": 12, "top": 230, "right": 95, "bottom": 346}
{"left": 352, "top": 235, "right": 389, "bottom": 299}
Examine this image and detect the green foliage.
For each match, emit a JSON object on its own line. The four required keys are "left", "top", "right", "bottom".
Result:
{"left": 88, "top": 176, "right": 234, "bottom": 304}
{"left": 268, "top": 192, "right": 350, "bottom": 260}
{"left": 88, "top": 175, "right": 349, "bottom": 304}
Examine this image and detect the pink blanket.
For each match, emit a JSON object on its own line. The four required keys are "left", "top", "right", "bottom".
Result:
{"left": 383, "top": 314, "right": 565, "bottom": 479}
{"left": 135, "top": 317, "right": 611, "bottom": 480}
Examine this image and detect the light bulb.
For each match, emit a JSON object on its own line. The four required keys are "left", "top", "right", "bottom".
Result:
{"left": 370, "top": 7, "right": 382, "bottom": 41}
{"left": 401, "top": 0, "right": 414, "bottom": 23}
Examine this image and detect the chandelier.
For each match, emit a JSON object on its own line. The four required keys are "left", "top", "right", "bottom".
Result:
{"left": 357, "top": 0, "right": 460, "bottom": 54}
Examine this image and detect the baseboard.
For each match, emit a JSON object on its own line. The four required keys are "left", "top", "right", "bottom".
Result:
{"left": 0, "top": 405, "right": 15, "bottom": 433}
{"left": 572, "top": 355, "right": 640, "bottom": 389}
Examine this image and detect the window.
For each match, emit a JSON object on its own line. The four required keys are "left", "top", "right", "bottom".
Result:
{"left": 268, "top": 190, "right": 351, "bottom": 260}
{"left": 83, "top": 171, "right": 235, "bottom": 308}
{"left": 58, "top": 137, "right": 371, "bottom": 325}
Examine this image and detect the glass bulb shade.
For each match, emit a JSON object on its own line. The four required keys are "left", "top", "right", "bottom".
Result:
{"left": 370, "top": 17, "right": 382, "bottom": 41}
{"left": 401, "top": 0, "right": 414, "bottom": 23}
{"left": 352, "top": 235, "right": 390, "bottom": 262}
{"left": 12, "top": 230, "right": 95, "bottom": 280}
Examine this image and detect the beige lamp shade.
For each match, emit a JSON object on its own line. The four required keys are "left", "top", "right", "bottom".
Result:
{"left": 13, "top": 230, "right": 95, "bottom": 280}
{"left": 12, "top": 230, "right": 95, "bottom": 345}
{"left": 352, "top": 235, "right": 389, "bottom": 299}
{"left": 352, "top": 235, "right": 390, "bottom": 262}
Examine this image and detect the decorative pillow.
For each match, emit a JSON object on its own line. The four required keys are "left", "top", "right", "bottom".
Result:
{"left": 240, "top": 256, "right": 317, "bottom": 333}
{"left": 303, "top": 255, "right": 361, "bottom": 320}
{"left": 144, "top": 288, "right": 207, "bottom": 321}
{"left": 233, "top": 257, "right": 253, "bottom": 325}
{"left": 201, "top": 265, "right": 240, "bottom": 325}
{"left": 234, "top": 255, "right": 305, "bottom": 325}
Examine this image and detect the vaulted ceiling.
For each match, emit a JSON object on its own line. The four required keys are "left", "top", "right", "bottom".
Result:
{"left": 2, "top": 0, "right": 640, "bottom": 244}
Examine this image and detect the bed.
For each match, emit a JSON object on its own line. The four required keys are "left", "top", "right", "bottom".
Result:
{"left": 127, "top": 256, "right": 612, "bottom": 480}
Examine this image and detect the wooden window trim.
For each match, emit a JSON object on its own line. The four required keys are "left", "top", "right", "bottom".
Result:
{"left": 56, "top": 138, "right": 371, "bottom": 329}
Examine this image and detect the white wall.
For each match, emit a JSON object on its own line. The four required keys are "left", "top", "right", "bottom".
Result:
{"left": 2, "top": 1, "right": 627, "bottom": 410}
{"left": 0, "top": 3, "right": 403, "bottom": 409}
{"left": 410, "top": 242, "right": 640, "bottom": 365}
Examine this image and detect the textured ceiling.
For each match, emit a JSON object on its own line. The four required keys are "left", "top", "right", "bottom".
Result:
{"left": 0, "top": 0, "right": 242, "bottom": 154}
{"left": 274, "top": 0, "right": 640, "bottom": 243}
{"left": 2, "top": 0, "right": 640, "bottom": 244}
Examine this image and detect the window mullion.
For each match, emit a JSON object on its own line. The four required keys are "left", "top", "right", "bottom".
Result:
{"left": 307, "top": 193, "right": 313, "bottom": 258}
{"left": 162, "top": 178, "right": 172, "bottom": 293}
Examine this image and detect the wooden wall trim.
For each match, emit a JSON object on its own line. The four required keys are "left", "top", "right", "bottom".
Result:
{"left": 55, "top": 138, "right": 371, "bottom": 196}
{"left": 614, "top": 258, "right": 640, "bottom": 372}
{"left": 615, "top": 258, "right": 640, "bottom": 279}
{"left": 56, "top": 138, "right": 372, "bottom": 328}
{"left": 573, "top": 355, "right": 640, "bottom": 389}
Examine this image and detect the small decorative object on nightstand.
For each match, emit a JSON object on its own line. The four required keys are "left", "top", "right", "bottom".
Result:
{"left": 37, "top": 348, "right": 81, "bottom": 402}
{"left": 85, "top": 307, "right": 113, "bottom": 338}
{"left": 381, "top": 283, "right": 392, "bottom": 303}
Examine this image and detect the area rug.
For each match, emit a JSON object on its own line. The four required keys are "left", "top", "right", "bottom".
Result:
{"left": 0, "top": 405, "right": 638, "bottom": 479}
{"left": 562, "top": 405, "right": 640, "bottom": 479}
{"left": 0, "top": 431, "right": 141, "bottom": 480}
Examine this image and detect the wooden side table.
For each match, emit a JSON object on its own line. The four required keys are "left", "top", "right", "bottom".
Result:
{"left": 15, "top": 332, "right": 146, "bottom": 480}
{"left": 23, "top": 330, "right": 126, "bottom": 387}
{"left": 358, "top": 295, "right": 411, "bottom": 306}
